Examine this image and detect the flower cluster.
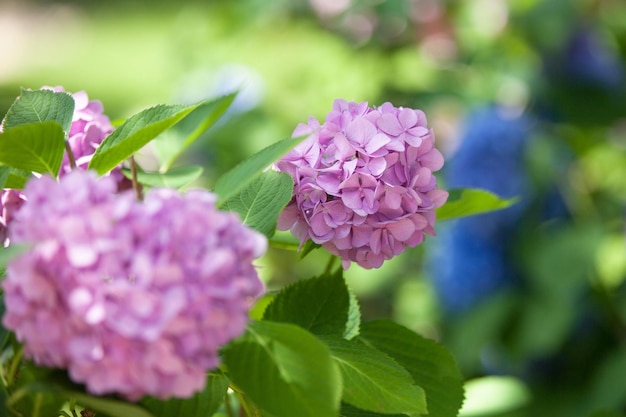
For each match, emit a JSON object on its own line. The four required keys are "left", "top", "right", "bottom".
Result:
{"left": 2, "top": 171, "right": 266, "bottom": 400}
{"left": 0, "top": 87, "right": 120, "bottom": 244}
{"left": 276, "top": 99, "right": 448, "bottom": 269}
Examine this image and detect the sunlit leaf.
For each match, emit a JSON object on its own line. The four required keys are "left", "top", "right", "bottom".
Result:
{"left": 121, "top": 165, "right": 204, "bottom": 189}
{"left": 459, "top": 376, "right": 529, "bottom": 417}
{"left": 2, "top": 89, "right": 74, "bottom": 136}
{"left": 89, "top": 102, "right": 204, "bottom": 175}
{"left": 0, "top": 122, "right": 65, "bottom": 176}
{"left": 224, "top": 320, "right": 342, "bottom": 417}
{"left": 221, "top": 170, "right": 293, "bottom": 237}
{"left": 153, "top": 93, "right": 236, "bottom": 171}
{"left": 436, "top": 188, "right": 518, "bottom": 221}
{"left": 214, "top": 136, "right": 304, "bottom": 204}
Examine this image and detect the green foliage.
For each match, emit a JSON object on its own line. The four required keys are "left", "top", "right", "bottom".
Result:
{"left": 223, "top": 320, "right": 343, "bottom": 417}
{"left": 213, "top": 136, "right": 305, "bottom": 205}
{"left": 359, "top": 320, "right": 465, "bottom": 417}
{"left": 142, "top": 373, "right": 229, "bottom": 417}
{"left": 322, "top": 336, "right": 427, "bottom": 417}
{"left": 0, "top": 122, "right": 65, "bottom": 177}
{"left": 153, "top": 93, "right": 236, "bottom": 172}
{"left": 1, "top": 89, "right": 74, "bottom": 136}
{"left": 263, "top": 269, "right": 352, "bottom": 336}
{"left": 89, "top": 102, "right": 204, "bottom": 174}
{"left": 436, "top": 188, "right": 519, "bottom": 221}
{"left": 220, "top": 170, "right": 294, "bottom": 237}
{"left": 122, "top": 165, "right": 204, "bottom": 188}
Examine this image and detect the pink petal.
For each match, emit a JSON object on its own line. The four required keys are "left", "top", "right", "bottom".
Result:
{"left": 346, "top": 118, "right": 377, "bottom": 145}
{"left": 387, "top": 218, "right": 416, "bottom": 242}
{"left": 376, "top": 113, "right": 403, "bottom": 136}
{"left": 398, "top": 108, "right": 418, "bottom": 129}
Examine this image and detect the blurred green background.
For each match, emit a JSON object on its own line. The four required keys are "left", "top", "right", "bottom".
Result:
{"left": 2, "top": 0, "right": 626, "bottom": 416}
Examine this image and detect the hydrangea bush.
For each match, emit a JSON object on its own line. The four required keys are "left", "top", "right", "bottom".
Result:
{"left": 0, "top": 87, "right": 512, "bottom": 417}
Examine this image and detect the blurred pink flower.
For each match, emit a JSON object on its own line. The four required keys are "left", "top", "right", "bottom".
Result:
{"left": 2, "top": 171, "right": 266, "bottom": 400}
{"left": 276, "top": 99, "right": 448, "bottom": 269}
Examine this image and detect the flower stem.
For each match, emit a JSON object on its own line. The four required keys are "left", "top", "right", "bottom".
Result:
{"left": 129, "top": 156, "right": 143, "bottom": 202}
{"left": 324, "top": 254, "right": 339, "bottom": 275}
{"left": 64, "top": 140, "right": 77, "bottom": 170}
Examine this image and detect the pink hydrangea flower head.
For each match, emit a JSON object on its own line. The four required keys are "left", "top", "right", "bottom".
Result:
{"left": 276, "top": 99, "right": 448, "bottom": 269}
{"left": 2, "top": 171, "right": 266, "bottom": 400}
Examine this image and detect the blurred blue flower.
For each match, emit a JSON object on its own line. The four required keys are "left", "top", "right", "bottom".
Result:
{"left": 427, "top": 106, "right": 532, "bottom": 314}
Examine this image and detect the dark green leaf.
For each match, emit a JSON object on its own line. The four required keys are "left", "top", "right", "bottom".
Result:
{"left": 263, "top": 269, "right": 351, "bottom": 337}
{"left": 88, "top": 102, "right": 204, "bottom": 175}
{"left": 360, "top": 320, "right": 465, "bottom": 417}
{"left": 142, "top": 373, "right": 229, "bottom": 417}
{"left": 122, "top": 165, "right": 204, "bottom": 189}
{"left": 341, "top": 403, "right": 405, "bottom": 417}
{"left": 153, "top": 93, "right": 236, "bottom": 171}
{"left": 0, "top": 121, "right": 65, "bottom": 176}
{"left": 322, "top": 336, "right": 427, "bottom": 417}
{"left": 436, "top": 188, "right": 518, "bottom": 221}
{"left": 224, "top": 320, "right": 342, "bottom": 417}
{"left": 6, "top": 365, "right": 66, "bottom": 417}
{"left": 68, "top": 391, "right": 155, "bottom": 417}
{"left": 221, "top": 170, "right": 294, "bottom": 238}
{"left": 2, "top": 89, "right": 74, "bottom": 137}
{"left": 585, "top": 347, "right": 626, "bottom": 413}
{"left": 214, "top": 136, "right": 304, "bottom": 205}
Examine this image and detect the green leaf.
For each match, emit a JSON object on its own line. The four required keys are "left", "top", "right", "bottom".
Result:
{"left": 6, "top": 365, "right": 66, "bottom": 417}
{"left": 263, "top": 269, "right": 352, "bottom": 337}
{"left": 68, "top": 391, "right": 155, "bottom": 417}
{"left": 221, "top": 170, "right": 294, "bottom": 238}
{"left": 436, "top": 188, "right": 518, "bottom": 221}
{"left": 223, "top": 320, "right": 342, "bottom": 417}
{"left": 321, "top": 336, "right": 427, "bottom": 417}
{"left": 459, "top": 376, "right": 529, "bottom": 416}
{"left": 344, "top": 290, "right": 361, "bottom": 340}
{"left": 1, "top": 167, "right": 30, "bottom": 189}
{"left": 214, "top": 136, "right": 304, "bottom": 205}
{"left": 2, "top": 89, "right": 74, "bottom": 136}
{"left": 585, "top": 347, "right": 626, "bottom": 413}
{"left": 122, "top": 165, "right": 204, "bottom": 189}
{"left": 359, "top": 320, "right": 465, "bottom": 417}
{"left": 0, "top": 121, "right": 65, "bottom": 176}
{"left": 88, "top": 102, "right": 204, "bottom": 175}
{"left": 153, "top": 93, "right": 236, "bottom": 171}
{"left": 299, "top": 240, "right": 322, "bottom": 260}
{"left": 0, "top": 166, "right": 9, "bottom": 189}
{"left": 341, "top": 403, "right": 405, "bottom": 417}
{"left": 142, "top": 373, "right": 229, "bottom": 417}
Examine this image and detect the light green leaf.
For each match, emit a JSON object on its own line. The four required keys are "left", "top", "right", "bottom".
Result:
{"left": 88, "top": 102, "right": 204, "bottom": 174}
{"left": 344, "top": 290, "right": 361, "bottom": 340}
{"left": 1, "top": 167, "right": 30, "bottom": 189}
{"left": 321, "top": 336, "right": 427, "bottom": 417}
{"left": 122, "top": 165, "right": 204, "bottom": 189}
{"left": 2, "top": 89, "right": 74, "bottom": 137}
{"left": 263, "top": 269, "right": 352, "bottom": 337}
{"left": 459, "top": 376, "right": 529, "bottom": 417}
{"left": 0, "top": 165, "right": 9, "bottom": 189}
{"left": 436, "top": 188, "right": 518, "bottom": 221}
{"left": 0, "top": 121, "right": 65, "bottom": 176}
{"left": 153, "top": 93, "right": 236, "bottom": 171}
{"left": 142, "top": 373, "right": 229, "bottom": 417}
{"left": 360, "top": 320, "right": 465, "bottom": 417}
{"left": 224, "top": 320, "right": 342, "bottom": 417}
{"left": 214, "top": 136, "right": 304, "bottom": 204}
{"left": 221, "top": 170, "right": 294, "bottom": 238}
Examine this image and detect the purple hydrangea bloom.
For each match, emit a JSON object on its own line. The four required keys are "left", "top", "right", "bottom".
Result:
{"left": 2, "top": 171, "right": 266, "bottom": 400}
{"left": 1, "top": 87, "right": 120, "bottom": 244}
{"left": 276, "top": 99, "right": 448, "bottom": 269}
